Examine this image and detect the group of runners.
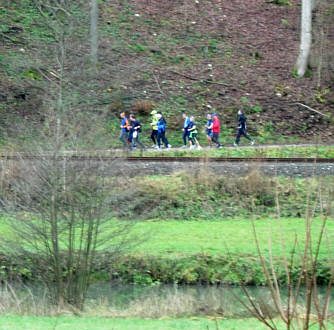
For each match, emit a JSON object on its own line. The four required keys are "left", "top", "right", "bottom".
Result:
{"left": 119, "top": 109, "right": 254, "bottom": 150}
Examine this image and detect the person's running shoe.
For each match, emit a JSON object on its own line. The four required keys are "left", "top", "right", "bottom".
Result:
{"left": 189, "top": 145, "right": 195, "bottom": 150}
{"left": 233, "top": 143, "right": 238, "bottom": 147}
{"left": 167, "top": 144, "right": 172, "bottom": 149}
{"left": 250, "top": 140, "right": 255, "bottom": 145}
{"left": 151, "top": 144, "right": 156, "bottom": 148}
{"left": 181, "top": 145, "right": 187, "bottom": 149}
{"left": 197, "top": 146, "right": 202, "bottom": 150}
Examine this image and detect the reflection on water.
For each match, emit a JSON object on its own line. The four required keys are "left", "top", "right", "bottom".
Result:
{"left": 85, "top": 283, "right": 334, "bottom": 317}
{"left": 1, "top": 282, "right": 333, "bottom": 318}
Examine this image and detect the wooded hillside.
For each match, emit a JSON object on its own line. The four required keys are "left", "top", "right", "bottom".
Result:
{"left": 0, "top": 0, "right": 333, "bottom": 145}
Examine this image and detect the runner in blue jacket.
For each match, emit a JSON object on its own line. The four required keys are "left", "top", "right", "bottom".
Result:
{"left": 157, "top": 112, "right": 171, "bottom": 149}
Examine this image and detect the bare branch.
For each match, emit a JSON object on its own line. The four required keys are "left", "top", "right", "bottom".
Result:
{"left": 292, "top": 103, "right": 326, "bottom": 117}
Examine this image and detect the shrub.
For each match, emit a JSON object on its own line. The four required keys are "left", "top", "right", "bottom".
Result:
{"left": 133, "top": 100, "right": 153, "bottom": 115}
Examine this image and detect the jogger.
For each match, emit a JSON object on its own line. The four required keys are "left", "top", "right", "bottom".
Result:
{"left": 129, "top": 114, "right": 146, "bottom": 150}
{"left": 206, "top": 114, "right": 213, "bottom": 146}
{"left": 187, "top": 116, "right": 201, "bottom": 150}
{"left": 212, "top": 113, "right": 222, "bottom": 148}
{"left": 119, "top": 112, "right": 129, "bottom": 147}
{"left": 157, "top": 112, "right": 171, "bottom": 149}
{"left": 234, "top": 110, "right": 254, "bottom": 146}
{"left": 150, "top": 110, "right": 159, "bottom": 147}
{"left": 181, "top": 113, "right": 190, "bottom": 148}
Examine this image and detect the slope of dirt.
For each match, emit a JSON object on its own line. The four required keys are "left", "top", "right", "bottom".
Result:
{"left": 0, "top": 0, "right": 333, "bottom": 143}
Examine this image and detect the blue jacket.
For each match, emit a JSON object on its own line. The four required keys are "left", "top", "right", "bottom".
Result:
{"left": 206, "top": 119, "right": 213, "bottom": 135}
{"left": 157, "top": 117, "right": 166, "bottom": 133}
{"left": 184, "top": 117, "right": 190, "bottom": 129}
{"left": 121, "top": 117, "right": 129, "bottom": 132}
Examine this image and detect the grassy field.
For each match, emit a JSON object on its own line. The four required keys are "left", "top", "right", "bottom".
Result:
{"left": 1, "top": 217, "right": 332, "bottom": 258}
{"left": 0, "top": 315, "right": 299, "bottom": 330}
{"left": 1, "top": 216, "right": 333, "bottom": 285}
{"left": 133, "top": 218, "right": 334, "bottom": 258}
{"left": 1, "top": 315, "right": 332, "bottom": 330}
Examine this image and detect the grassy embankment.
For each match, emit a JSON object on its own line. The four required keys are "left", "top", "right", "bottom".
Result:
{"left": 1, "top": 217, "right": 333, "bottom": 285}
{"left": 0, "top": 173, "right": 333, "bottom": 284}
{"left": 18, "top": 144, "right": 331, "bottom": 158}
{"left": 127, "top": 144, "right": 334, "bottom": 158}
{"left": 1, "top": 217, "right": 331, "bottom": 257}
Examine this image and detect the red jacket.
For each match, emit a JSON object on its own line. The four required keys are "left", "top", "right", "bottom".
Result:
{"left": 212, "top": 117, "right": 220, "bottom": 133}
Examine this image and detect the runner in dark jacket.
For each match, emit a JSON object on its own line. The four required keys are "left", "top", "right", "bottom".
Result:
{"left": 188, "top": 116, "right": 202, "bottom": 150}
{"left": 181, "top": 113, "right": 191, "bottom": 148}
{"left": 129, "top": 114, "right": 146, "bottom": 150}
{"left": 234, "top": 110, "right": 254, "bottom": 147}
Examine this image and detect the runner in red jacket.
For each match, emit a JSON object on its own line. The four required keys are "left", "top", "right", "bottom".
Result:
{"left": 212, "top": 113, "right": 222, "bottom": 148}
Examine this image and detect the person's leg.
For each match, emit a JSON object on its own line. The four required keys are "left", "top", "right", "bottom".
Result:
{"left": 235, "top": 129, "right": 242, "bottom": 145}
{"left": 157, "top": 132, "right": 162, "bottom": 148}
{"left": 194, "top": 134, "right": 201, "bottom": 148}
{"left": 151, "top": 130, "right": 157, "bottom": 145}
{"left": 241, "top": 129, "right": 252, "bottom": 141}
{"left": 216, "top": 133, "right": 221, "bottom": 147}
{"left": 136, "top": 135, "right": 146, "bottom": 149}
{"left": 128, "top": 132, "right": 134, "bottom": 148}
{"left": 206, "top": 134, "right": 212, "bottom": 146}
{"left": 131, "top": 135, "right": 137, "bottom": 149}
{"left": 183, "top": 130, "right": 187, "bottom": 146}
{"left": 189, "top": 132, "right": 193, "bottom": 145}
{"left": 162, "top": 132, "right": 169, "bottom": 148}
{"left": 189, "top": 136, "right": 194, "bottom": 147}
{"left": 212, "top": 133, "right": 217, "bottom": 145}
{"left": 213, "top": 133, "right": 221, "bottom": 147}
{"left": 119, "top": 131, "right": 127, "bottom": 146}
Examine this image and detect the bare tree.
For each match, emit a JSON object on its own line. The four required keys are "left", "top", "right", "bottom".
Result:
{"left": 233, "top": 178, "right": 333, "bottom": 329}
{"left": 1, "top": 144, "right": 136, "bottom": 310}
{"left": 0, "top": 0, "right": 139, "bottom": 310}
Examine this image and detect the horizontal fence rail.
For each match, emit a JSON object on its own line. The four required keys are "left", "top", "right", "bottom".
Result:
{"left": 0, "top": 155, "right": 334, "bottom": 163}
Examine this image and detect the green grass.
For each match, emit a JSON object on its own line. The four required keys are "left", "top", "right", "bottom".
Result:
{"left": 6, "top": 144, "right": 328, "bottom": 159}
{"left": 0, "top": 315, "right": 294, "bottom": 330}
{"left": 132, "top": 218, "right": 334, "bottom": 259}
{"left": 0, "top": 217, "right": 332, "bottom": 259}
{"left": 1, "top": 315, "right": 331, "bottom": 329}
{"left": 129, "top": 145, "right": 334, "bottom": 158}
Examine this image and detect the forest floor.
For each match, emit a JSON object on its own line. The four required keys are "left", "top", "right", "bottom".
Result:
{"left": 0, "top": 0, "right": 333, "bottom": 147}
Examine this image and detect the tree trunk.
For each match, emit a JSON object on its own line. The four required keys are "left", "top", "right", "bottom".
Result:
{"left": 296, "top": 0, "right": 312, "bottom": 77}
{"left": 90, "top": 0, "right": 99, "bottom": 68}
